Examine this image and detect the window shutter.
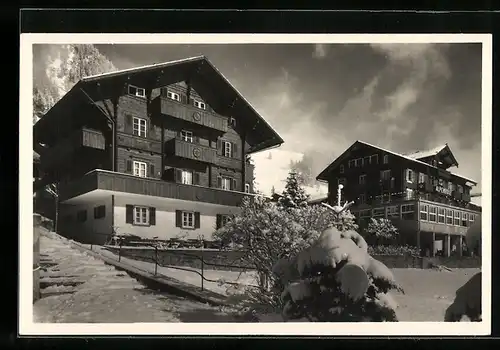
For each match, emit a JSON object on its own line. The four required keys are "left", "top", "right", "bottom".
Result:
{"left": 194, "top": 212, "right": 201, "bottom": 229}
{"left": 126, "top": 159, "right": 133, "bottom": 173}
{"left": 216, "top": 214, "right": 222, "bottom": 229}
{"left": 124, "top": 114, "right": 132, "bottom": 133}
{"left": 149, "top": 207, "right": 156, "bottom": 225}
{"left": 193, "top": 172, "right": 200, "bottom": 185}
{"left": 149, "top": 164, "right": 155, "bottom": 178}
{"left": 232, "top": 142, "right": 238, "bottom": 158}
{"left": 126, "top": 205, "right": 133, "bottom": 224}
{"left": 217, "top": 139, "right": 222, "bottom": 155}
{"left": 231, "top": 178, "right": 237, "bottom": 191}
{"left": 175, "top": 210, "right": 182, "bottom": 227}
{"left": 176, "top": 169, "right": 183, "bottom": 183}
{"left": 217, "top": 176, "right": 222, "bottom": 189}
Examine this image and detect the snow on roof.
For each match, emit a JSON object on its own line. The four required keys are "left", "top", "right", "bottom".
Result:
{"left": 404, "top": 144, "right": 449, "bottom": 160}
{"left": 81, "top": 55, "right": 206, "bottom": 82}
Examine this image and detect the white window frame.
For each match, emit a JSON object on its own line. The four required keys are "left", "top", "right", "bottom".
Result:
{"left": 363, "top": 156, "right": 371, "bottom": 166}
{"left": 446, "top": 209, "right": 453, "bottom": 225}
{"left": 354, "top": 158, "right": 363, "bottom": 167}
{"left": 469, "top": 213, "right": 475, "bottom": 222}
{"left": 339, "top": 164, "right": 344, "bottom": 174}
{"left": 428, "top": 206, "right": 437, "bottom": 222}
{"left": 181, "top": 211, "right": 195, "bottom": 229}
{"left": 348, "top": 160, "right": 355, "bottom": 168}
{"left": 194, "top": 99, "right": 206, "bottom": 110}
{"left": 181, "top": 170, "right": 193, "bottom": 185}
{"left": 359, "top": 174, "right": 367, "bottom": 185}
{"left": 381, "top": 170, "right": 391, "bottom": 181}
{"left": 370, "top": 154, "right": 379, "bottom": 164}
{"left": 221, "top": 177, "right": 232, "bottom": 191}
{"left": 383, "top": 154, "right": 389, "bottom": 164}
{"left": 229, "top": 117, "right": 236, "bottom": 128}
{"left": 245, "top": 183, "right": 250, "bottom": 193}
{"left": 461, "top": 212, "right": 468, "bottom": 227}
{"left": 387, "top": 205, "right": 399, "bottom": 217}
{"left": 133, "top": 206, "right": 149, "bottom": 225}
{"left": 405, "top": 188, "right": 414, "bottom": 200}
{"left": 406, "top": 169, "right": 414, "bottom": 183}
{"left": 420, "top": 204, "right": 428, "bottom": 221}
{"left": 180, "top": 130, "right": 193, "bottom": 143}
{"left": 359, "top": 193, "right": 366, "bottom": 204}
{"left": 133, "top": 117, "right": 147, "bottom": 137}
{"left": 438, "top": 207, "right": 445, "bottom": 224}
{"left": 223, "top": 141, "right": 232, "bottom": 157}
{"left": 133, "top": 161, "right": 147, "bottom": 178}
{"left": 167, "top": 91, "right": 181, "bottom": 102}
{"left": 454, "top": 211, "right": 460, "bottom": 226}
{"left": 128, "top": 84, "right": 146, "bottom": 98}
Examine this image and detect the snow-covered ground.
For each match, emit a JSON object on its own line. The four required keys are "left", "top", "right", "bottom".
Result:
{"left": 34, "top": 230, "right": 243, "bottom": 323}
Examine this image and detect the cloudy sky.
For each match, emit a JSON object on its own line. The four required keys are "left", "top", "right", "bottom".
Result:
{"left": 34, "top": 42, "right": 483, "bottom": 196}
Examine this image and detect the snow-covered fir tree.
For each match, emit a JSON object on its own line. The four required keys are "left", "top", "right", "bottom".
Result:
{"left": 278, "top": 170, "right": 310, "bottom": 210}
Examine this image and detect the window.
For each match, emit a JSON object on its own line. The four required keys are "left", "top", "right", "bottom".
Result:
{"left": 76, "top": 209, "right": 87, "bottom": 223}
{"left": 454, "top": 211, "right": 460, "bottom": 226}
{"left": 359, "top": 209, "right": 371, "bottom": 218}
{"left": 457, "top": 185, "right": 463, "bottom": 193}
{"left": 339, "top": 164, "right": 344, "bottom": 174}
{"left": 405, "top": 188, "right": 415, "bottom": 200}
{"left": 406, "top": 169, "right": 414, "bottom": 183}
{"left": 220, "top": 177, "right": 232, "bottom": 191}
{"left": 229, "top": 117, "right": 236, "bottom": 128}
{"left": 167, "top": 91, "right": 180, "bottom": 102}
{"left": 338, "top": 177, "right": 346, "bottom": 186}
{"left": 461, "top": 212, "right": 468, "bottom": 227}
{"left": 438, "top": 208, "right": 445, "bottom": 223}
{"left": 223, "top": 141, "right": 232, "bottom": 157}
{"left": 359, "top": 174, "right": 367, "bottom": 185}
{"left": 380, "top": 170, "right": 391, "bottom": 181}
{"left": 382, "top": 191, "right": 391, "bottom": 203}
{"left": 180, "top": 130, "right": 193, "bottom": 142}
{"left": 193, "top": 99, "right": 206, "bottom": 110}
{"left": 448, "top": 209, "right": 456, "bottom": 224}
{"left": 428, "top": 206, "right": 437, "bottom": 222}
{"left": 363, "top": 156, "right": 371, "bottom": 166}
{"left": 348, "top": 160, "right": 355, "bottom": 168}
{"left": 245, "top": 183, "right": 250, "bottom": 193}
{"left": 221, "top": 215, "right": 232, "bottom": 226}
{"left": 354, "top": 158, "right": 363, "bottom": 167}
{"left": 370, "top": 154, "right": 379, "bottom": 164}
{"left": 470, "top": 214, "right": 476, "bottom": 223}
{"left": 383, "top": 155, "right": 389, "bottom": 164}
{"left": 448, "top": 181, "right": 453, "bottom": 191}
{"left": 373, "top": 208, "right": 385, "bottom": 218}
{"left": 94, "top": 205, "right": 106, "bottom": 219}
{"left": 133, "top": 161, "right": 147, "bottom": 178}
{"left": 133, "top": 117, "right": 147, "bottom": 137}
{"left": 128, "top": 85, "right": 146, "bottom": 98}
{"left": 358, "top": 193, "right": 366, "bottom": 204}
{"left": 387, "top": 206, "right": 399, "bottom": 217}
{"left": 133, "top": 206, "right": 149, "bottom": 225}
{"left": 182, "top": 211, "right": 195, "bottom": 229}
{"left": 181, "top": 170, "right": 193, "bottom": 185}
{"left": 420, "top": 204, "right": 428, "bottom": 221}
{"left": 401, "top": 204, "right": 415, "bottom": 220}
{"left": 418, "top": 172, "right": 427, "bottom": 184}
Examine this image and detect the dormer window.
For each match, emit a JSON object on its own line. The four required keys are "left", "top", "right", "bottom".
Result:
{"left": 339, "top": 164, "right": 344, "bottom": 174}
{"left": 193, "top": 100, "right": 206, "bottom": 110}
{"left": 167, "top": 91, "right": 180, "bottom": 102}
{"left": 128, "top": 85, "right": 146, "bottom": 98}
{"left": 230, "top": 117, "right": 236, "bottom": 128}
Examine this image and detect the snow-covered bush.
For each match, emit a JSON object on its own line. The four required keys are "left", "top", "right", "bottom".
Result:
{"left": 213, "top": 196, "right": 359, "bottom": 312}
{"left": 273, "top": 220, "right": 404, "bottom": 322}
{"left": 367, "top": 245, "right": 420, "bottom": 257}
{"left": 364, "top": 218, "right": 399, "bottom": 245}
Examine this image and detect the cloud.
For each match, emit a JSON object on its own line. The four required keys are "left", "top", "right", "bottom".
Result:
{"left": 312, "top": 44, "right": 329, "bottom": 59}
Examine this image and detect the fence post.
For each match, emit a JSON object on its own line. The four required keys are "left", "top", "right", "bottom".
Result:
{"left": 200, "top": 251, "right": 204, "bottom": 291}
{"left": 33, "top": 214, "right": 41, "bottom": 303}
{"left": 154, "top": 245, "right": 158, "bottom": 276}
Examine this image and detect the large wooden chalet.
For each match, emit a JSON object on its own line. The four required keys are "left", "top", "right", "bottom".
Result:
{"left": 33, "top": 56, "right": 284, "bottom": 244}
{"left": 316, "top": 140, "right": 482, "bottom": 257}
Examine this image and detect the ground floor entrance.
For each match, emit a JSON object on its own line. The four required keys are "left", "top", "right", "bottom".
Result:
{"left": 417, "top": 231, "right": 472, "bottom": 257}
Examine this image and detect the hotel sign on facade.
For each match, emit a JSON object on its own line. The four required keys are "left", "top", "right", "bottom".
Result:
{"left": 434, "top": 185, "right": 452, "bottom": 196}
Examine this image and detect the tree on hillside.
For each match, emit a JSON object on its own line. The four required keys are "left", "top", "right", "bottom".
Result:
{"left": 289, "top": 151, "right": 324, "bottom": 187}
{"left": 277, "top": 171, "right": 310, "bottom": 210}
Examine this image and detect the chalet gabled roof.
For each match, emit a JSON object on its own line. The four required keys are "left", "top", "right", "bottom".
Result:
{"left": 316, "top": 140, "right": 477, "bottom": 185}
{"left": 403, "top": 143, "right": 459, "bottom": 168}
{"left": 34, "top": 55, "right": 284, "bottom": 154}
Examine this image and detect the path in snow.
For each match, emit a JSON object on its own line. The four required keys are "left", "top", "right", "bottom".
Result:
{"left": 33, "top": 230, "right": 242, "bottom": 323}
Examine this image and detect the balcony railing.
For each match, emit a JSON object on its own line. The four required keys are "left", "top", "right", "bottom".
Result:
{"left": 59, "top": 169, "right": 252, "bottom": 207}
{"left": 165, "top": 138, "right": 217, "bottom": 164}
{"left": 117, "top": 132, "right": 162, "bottom": 153}
{"left": 151, "top": 97, "right": 228, "bottom": 133}
{"left": 40, "top": 128, "right": 106, "bottom": 170}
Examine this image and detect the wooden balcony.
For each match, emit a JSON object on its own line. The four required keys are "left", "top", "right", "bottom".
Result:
{"left": 165, "top": 138, "right": 217, "bottom": 164}
{"left": 40, "top": 128, "right": 106, "bottom": 170}
{"left": 117, "top": 132, "right": 162, "bottom": 153}
{"left": 151, "top": 97, "right": 228, "bottom": 133}
{"left": 59, "top": 170, "right": 252, "bottom": 207}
